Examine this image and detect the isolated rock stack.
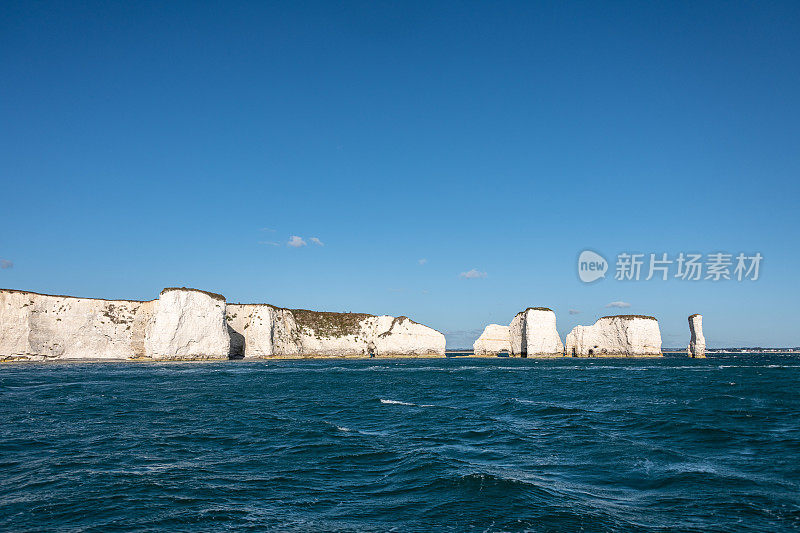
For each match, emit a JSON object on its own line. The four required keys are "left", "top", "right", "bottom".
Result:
{"left": 472, "top": 324, "right": 511, "bottom": 355}
{"left": 509, "top": 308, "right": 564, "bottom": 357}
{"left": 471, "top": 309, "right": 665, "bottom": 358}
{"left": 688, "top": 314, "right": 706, "bottom": 358}
{"left": 564, "top": 315, "right": 662, "bottom": 357}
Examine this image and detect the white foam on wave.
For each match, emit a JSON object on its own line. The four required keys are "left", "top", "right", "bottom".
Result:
{"left": 718, "top": 364, "right": 799, "bottom": 369}
{"left": 380, "top": 399, "right": 415, "bottom": 406}
{"left": 323, "top": 420, "right": 390, "bottom": 437}
{"left": 378, "top": 398, "right": 438, "bottom": 407}
{"left": 512, "top": 398, "right": 537, "bottom": 405}
{"left": 322, "top": 420, "right": 351, "bottom": 432}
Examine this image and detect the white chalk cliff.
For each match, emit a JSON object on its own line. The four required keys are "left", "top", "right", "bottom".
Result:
{"left": 0, "top": 288, "right": 446, "bottom": 361}
{"left": 0, "top": 288, "right": 230, "bottom": 361}
{"left": 226, "top": 304, "right": 446, "bottom": 358}
{"left": 144, "top": 289, "right": 230, "bottom": 360}
{"left": 472, "top": 324, "right": 511, "bottom": 355}
{"left": 509, "top": 308, "right": 564, "bottom": 357}
{"left": 688, "top": 314, "right": 706, "bottom": 358}
{"left": 565, "top": 315, "right": 662, "bottom": 357}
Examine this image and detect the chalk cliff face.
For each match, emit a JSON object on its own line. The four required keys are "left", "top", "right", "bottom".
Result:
{"left": 565, "top": 315, "right": 662, "bottom": 357}
{"left": 0, "top": 288, "right": 230, "bottom": 361}
{"left": 371, "top": 315, "right": 446, "bottom": 356}
{"left": 0, "top": 284, "right": 455, "bottom": 361}
{"left": 0, "top": 290, "right": 148, "bottom": 360}
{"left": 226, "top": 305, "right": 446, "bottom": 358}
{"left": 688, "top": 314, "right": 706, "bottom": 358}
{"left": 144, "top": 289, "right": 230, "bottom": 360}
{"left": 226, "top": 304, "right": 284, "bottom": 358}
{"left": 509, "top": 308, "right": 564, "bottom": 357}
{"left": 472, "top": 324, "right": 511, "bottom": 355}
{"left": 0, "top": 287, "right": 446, "bottom": 361}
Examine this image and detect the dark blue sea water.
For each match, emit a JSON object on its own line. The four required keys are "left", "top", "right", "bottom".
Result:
{"left": 1, "top": 355, "right": 799, "bottom": 532}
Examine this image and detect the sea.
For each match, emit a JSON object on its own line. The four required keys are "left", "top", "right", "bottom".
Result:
{"left": 1, "top": 354, "right": 798, "bottom": 532}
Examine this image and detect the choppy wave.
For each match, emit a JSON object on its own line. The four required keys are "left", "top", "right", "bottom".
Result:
{"left": 1, "top": 354, "right": 799, "bottom": 531}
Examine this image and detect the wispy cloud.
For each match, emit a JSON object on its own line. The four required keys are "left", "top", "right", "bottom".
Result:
{"left": 259, "top": 227, "right": 277, "bottom": 232}
{"left": 287, "top": 236, "right": 307, "bottom": 248}
{"left": 605, "top": 301, "right": 631, "bottom": 308}
{"left": 418, "top": 258, "right": 428, "bottom": 265}
{"left": 569, "top": 309, "right": 581, "bottom": 315}
{"left": 258, "top": 241, "right": 280, "bottom": 246}
{"left": 459, "top": 269, "right": 487, "bottom": 279}
{"left": 310, "top": 237, "right": 324, "bottom": 246}
{"left": 0, "top": 259, "right": 13, "bottom": 269}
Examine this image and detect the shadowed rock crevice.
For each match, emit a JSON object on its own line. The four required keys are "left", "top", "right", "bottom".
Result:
{"left": 228, "top": 324, "right": 245, "bottom": 359}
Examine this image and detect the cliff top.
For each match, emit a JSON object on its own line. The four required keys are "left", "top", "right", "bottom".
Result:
{"left": 688, "top": 313, "right": 701, "bottom": 319}
{"left": 0, "top": 288, "right": 151, "bottom": 303}
{"left": 160, "top": 287, "right": 226, "bottom": 301}
{"left": 289, "top": 308, "right": 374, "bottom": 337}
{"left": 600, "top": 314, "right": 657, "bottom": 321}
{"left": 227, "top": 304, "right": 434, "bottom": 336}
{"left": 517, "top": 306, "right": 554, "bottom": 314}
{"left": 0, "top": 287, "right": 228, "bottom": 303}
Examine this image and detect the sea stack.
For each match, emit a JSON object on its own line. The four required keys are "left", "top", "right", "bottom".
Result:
{"left": 226, "top": 304, "right": 446, "bottom": 358}
{"left": 688, "top": 314, "right": 706, "bottom": 358}
{"left": 565, "top": 315, "right": 662, "bottom": 357}
{"left": 509, "top": 307, "right": 564, "bottom": 357}
{"left": 472, "top": 324, "right": 511, "bottom": 356}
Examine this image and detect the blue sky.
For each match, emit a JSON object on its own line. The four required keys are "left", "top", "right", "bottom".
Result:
{"left": 1, "top": 1, "right": 799, "bottom": 347}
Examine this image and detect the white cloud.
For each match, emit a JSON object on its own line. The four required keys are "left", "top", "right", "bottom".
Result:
{"left": 569, "top": 309, "right": 581, "bottom": 315}
{"left": 258, "top": 241, "right": 280, "bottom": 246}
{"left": 287, "top": 236, "right": 307, "bottom": 248}
{"left": 459, "top": 269, "right": 487, "bottom": 279}
{"left": 418, "top": 258, "right": 428, "bottom": 265}
{"left": 259, "top": 227, "right": 276, "bottom": 232}
{"left": 1, "top": 259, "right": 13, "bottom": 269}
{"left": 605, "top": 301, "right": 631, "bottom": 308}
{"left": 310, "top": 237, "right": 324, "bottom": 246}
